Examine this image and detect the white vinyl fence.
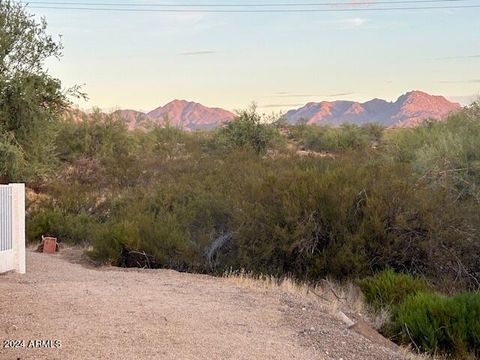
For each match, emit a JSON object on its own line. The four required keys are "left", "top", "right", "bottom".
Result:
{"left": 0, "top": 184, "right": 25, "bottom": 274}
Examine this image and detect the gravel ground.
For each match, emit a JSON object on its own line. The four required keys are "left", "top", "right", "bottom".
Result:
{"left": 0, "top": 249, "right": 408, "bottom": 360}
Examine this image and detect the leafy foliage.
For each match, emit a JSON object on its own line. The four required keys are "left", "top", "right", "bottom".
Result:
{"left": 390, "top": 292, "right": 480, "bottom": 359}
{"left": 0, "top": 1, "right": 81, "bottom": 184}
{"left": 288, "top": 122, "right": 384, "bottom": 153}
{"left": 25, "top": 105, "right": 480, "bottom": 293}
{"left": 7, "top": 5, "right": 480, "bottom": 358}
{"left": 359, "top": 269, "right": 430, "bottom": 310}
{"left": 215, "top": 105, "right": 280, "bottom": 154}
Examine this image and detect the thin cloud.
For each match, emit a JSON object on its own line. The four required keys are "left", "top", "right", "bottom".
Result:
{"left": 310, "top": 15, "right": 375, "bottom": 30}
{"left": 260, "top": 103, "right": 306, "bottom": 108}
{"left": 446, "top": 95, "right": 479, "bottom": 106}
{"left": 315, "top": 17, "right": 372, "bottom": 29}
{"left": 337, "top": 17, "right": 369, "bottom": 27}
{"left": 270, "top": 92, "right": 355, "bottom": 98}
{"left": 325, "top": 92, "right": 356, "bottom": 97}
{"left": 271, "top": 94, "right": 322, "bottom": 98}
{"left": 439, "top": 79, "right": 480, "bottom": 84}
{"left": 179, "top": 51, "right": 217, "bottom": 56}
{"left": 437, "top": 54, "right": 480, "bottom": 60}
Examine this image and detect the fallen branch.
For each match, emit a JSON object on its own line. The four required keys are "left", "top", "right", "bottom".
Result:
{"left": 404, "top": 323, "right": 420, "bottom": 353}
{"left": 309, "top": 288, "right": 332, "bottom": 303}
{"left": 128, "top": 250, "right": 153, "bottom": 269}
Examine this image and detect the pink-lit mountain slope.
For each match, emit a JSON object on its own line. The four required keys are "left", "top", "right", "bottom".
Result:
{"left": 284, "top": 91, "right": 461, "bottom": 127}
{"left": 114, "top": 100, "right": 235, "bottom": 130}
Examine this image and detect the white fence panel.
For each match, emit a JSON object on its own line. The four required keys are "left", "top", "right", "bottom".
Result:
{"left": 0, "top": 183, "right": 25, "bottom": 274}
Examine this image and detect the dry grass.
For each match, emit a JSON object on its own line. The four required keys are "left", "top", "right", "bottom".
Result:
{"left": 224, "top": 269, "right": 444, "bottom": 360}
{"left": 223, "top": 269, "right": 368, "bottom": 319}
{"left": 399, "top": 346, "right": 446, "bottom": 360}
{"left": 223, "top": 269, "right": 312, "bottom": 296}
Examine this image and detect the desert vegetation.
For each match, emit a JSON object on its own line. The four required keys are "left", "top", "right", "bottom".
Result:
{"left": 23, "top": 103, "right": 480, "bottom": 288}
{"left": 16, "top": 103, "right": 479, "bottom": 358}
{"left": 361, "top": 270, "right": 480, "bottom": 358}
{"left": 2, "top": 1, "right": 480, "bottom": 358}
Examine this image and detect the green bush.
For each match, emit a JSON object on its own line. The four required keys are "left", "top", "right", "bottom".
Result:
{"left": 88, "top": 221, "right": 139, "bottom": 265}
{"left": 0, "top": 128, "right": 26, "bottom": 182}
{"left": 384, "top": 102, "right": 480, "bottom": 203}
{"left": 288, "top": 123, "right": 384, "bottom": 153}
{"left": 21, "top": 104, "right": 480, "bottom": 291}
{"left": 215, "top": 105, "right": 279, "bottom": 154}
{"left": 27, "top": 208, "right": 100, "bottom": 245}
{"left": 359, "top": 269, "right": 430, "bottom": 310}
{"left": 390, "top": 292, "right": 480, "bottom": 358}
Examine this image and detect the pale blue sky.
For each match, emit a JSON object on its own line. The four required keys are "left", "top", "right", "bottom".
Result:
{"left": 29, "top": 1, "right": 480, "bottom": 112}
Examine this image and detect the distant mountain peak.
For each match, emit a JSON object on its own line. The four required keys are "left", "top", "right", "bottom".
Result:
{"left": 285, "top": 91, "right": 461, "bottom": 127}
{"left": 392, "top": 91, "right": 461, "bottom": 127}
{"left": 404, "top": 89, "right": 429, "bottom": 96}
{"left": 112, "top": 91, "right": 461, "bottom": 131}
{"left": 114, "top": 100, "right": 235, "bottom": 131}
{"left": 165, "top": 99, "right": 195, "bottom": 106}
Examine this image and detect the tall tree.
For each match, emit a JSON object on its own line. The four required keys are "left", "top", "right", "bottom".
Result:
{"left": 0, "top": 1, "right": 77, "bottom": 184}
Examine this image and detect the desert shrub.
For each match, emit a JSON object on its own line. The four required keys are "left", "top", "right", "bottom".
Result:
{"left": 390, "top": 292, "right": 480, "bottom": 358}
{"left": 223, "top": 154, "right": 371, "bottom": 278}
{"left": 215, "top": 105, "right": 279, "bottom": 154}
{"left": 88, "top": 221, "right": 139, "bottom": 265}
{"left": 359, "top": 269, "right": 429, "bottom": 310}
{"left": 21, "top": 104, "right": 480, "bottom": 292}
{"left": 0, "top": 128, "right": 26, "bottom": 182}
{"left": 32, "top": 123, "right": 480, "bottom": 289}
{"left": 27, "top": 208, "right": 100, "bottom": 245}
{"left": 384, "top": 103, "right": 480, "bottom": 203}
{"left": 288, "top": 123, "right": 384, "bottom": 153}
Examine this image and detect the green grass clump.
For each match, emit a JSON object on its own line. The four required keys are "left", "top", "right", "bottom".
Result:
{"left": 360, "top": 270, "right": 480, "bottom": 358}
{"left": 359, "top": 269, "right": 429, "bottom": 310}
{"left": 391, "top": 292, "right": 480, "bottom": 359}
{"left": 27, "top": 208, "right": 100, "bottom": 245}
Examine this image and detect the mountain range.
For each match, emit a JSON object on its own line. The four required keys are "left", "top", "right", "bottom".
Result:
{"left": 112, "top": 91, "right": 461, "bottom": 130}
{"left": 113, "top": 100, "right": 235, "bottom": 131}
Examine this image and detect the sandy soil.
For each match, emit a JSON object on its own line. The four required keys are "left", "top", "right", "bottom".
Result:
{"left": 0, "top": 249, "right": 408, "bottom": 360}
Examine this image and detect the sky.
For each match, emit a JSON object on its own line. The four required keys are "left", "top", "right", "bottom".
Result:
{"left": 27, "top": 0, "right": 480, "bottom": 112}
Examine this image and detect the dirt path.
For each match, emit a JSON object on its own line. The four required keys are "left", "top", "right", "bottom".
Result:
{"left": 0, "top": 249, "right": 407, "bottom": 360}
